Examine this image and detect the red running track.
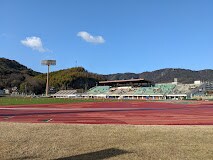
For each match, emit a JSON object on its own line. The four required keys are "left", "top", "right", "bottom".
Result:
{"left": 0, "top": 101, "right": 213, "bottom": 125}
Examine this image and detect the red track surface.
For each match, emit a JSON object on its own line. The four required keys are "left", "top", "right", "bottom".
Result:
{"left": 0, "top": 101, "right": 213, "bottom": 125}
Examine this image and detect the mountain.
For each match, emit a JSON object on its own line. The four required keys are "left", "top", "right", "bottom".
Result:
{"left": 0, "top": 58, "right": 105, "bottom": 94}
{"left": 35, "top": 67, "right": 106, "bottom": 91}
{"left": 139, "top": 68, "right": 213, "bottom": 83}
{"left": 0, "top": 58, "right": 40, "bottom": 89}
{"left": 1, "top": 57, "right": 213, "bottom": 94}
{"left": 104, "top": 68, "right": 213, "bottom": 84}
{"left": 105, "top": 73, "right": 139, "bottom": 81}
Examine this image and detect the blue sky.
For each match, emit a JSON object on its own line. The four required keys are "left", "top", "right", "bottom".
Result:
{"left": 1, "top": 0, "right": 213, "bottom": 74}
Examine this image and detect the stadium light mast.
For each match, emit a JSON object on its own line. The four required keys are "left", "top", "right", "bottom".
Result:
{"left": 41, "top": 60, "right": 56, "bottom": 96}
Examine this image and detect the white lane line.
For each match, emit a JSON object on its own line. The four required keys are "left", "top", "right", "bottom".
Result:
{"left": 0, "top": 107, "right": 150, "bottom": 111}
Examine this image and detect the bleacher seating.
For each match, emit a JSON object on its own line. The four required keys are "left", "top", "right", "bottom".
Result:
{"left": 108, "top": 87, "right": 137, "bottom": 95}
{"left": 87, "top": 86, "right": 110, "bottom": 94}
{"left": 134, "top": 84, "right": 176, "bottom": 95}
{"left": 85, "top": 83, "right": 202, "bottom": 98}
{"left": 52, "top": 90, "right": 77, "bottom": 97}
{"left": 155, "top": 84, "right": 176, "bottom": 94}
{"left": 52, "top": 81, "right": 204, "bottom": 99}
{"left": 171, "top": 84, "right": 200, "bottom": 94}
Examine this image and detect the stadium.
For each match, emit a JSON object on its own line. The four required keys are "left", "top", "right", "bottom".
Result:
{"left": 1, "top": 0, "right": 213, "bottom": 158}
{"left": 0, "top": 59, "right": 213, "bottom": 159}
{"left": 52, "top": 78, "right": 207, "bottom": 100}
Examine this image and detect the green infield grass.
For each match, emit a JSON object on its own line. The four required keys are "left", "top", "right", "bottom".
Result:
{"left": 0, "top": 97, "right": 116, "bottom": 106}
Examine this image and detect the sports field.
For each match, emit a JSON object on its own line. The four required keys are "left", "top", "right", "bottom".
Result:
{"left": 0, "top": 97, "right": 112, "bottom": 106}
{"left": 0, "top": 98, "right": 212, "bottom": 159}
{"left": 0, "top": 100, "right": 212, "bottom": 125}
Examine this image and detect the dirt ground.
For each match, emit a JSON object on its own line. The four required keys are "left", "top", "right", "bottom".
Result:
{"left": 0, "top": 122, "right": 212, "bottom": 160}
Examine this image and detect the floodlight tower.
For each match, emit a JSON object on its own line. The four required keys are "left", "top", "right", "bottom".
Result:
{"left": 41, "top": 60, "right": 56, "bottom": 96}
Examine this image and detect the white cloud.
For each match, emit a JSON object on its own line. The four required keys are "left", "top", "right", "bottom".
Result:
{"left": 21, "top": 36, "right": 49, "bottom": 52}
{"left": 77, "top": 31, "right": 105, "bottom": 44}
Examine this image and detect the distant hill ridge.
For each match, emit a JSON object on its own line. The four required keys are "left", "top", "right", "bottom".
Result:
{"left": 1, "top": 58, "right": 213, "bottom": 93}
{"left": 0, "top": 58, "right": 40, "bottom": 75}
{"left": 0, "top": 58, "right": 40, "bottom": 90}
{"left": 0, "top": 58, "right": 105, "bottom": 93}
{"left": 105, "top": 68, "right": 213, "bottom": 84}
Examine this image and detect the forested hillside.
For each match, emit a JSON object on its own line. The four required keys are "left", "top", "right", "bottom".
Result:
{"left": 0, "top": 58, "right": 40, "bottom": 90}
{"left": 105, "top": 68, "right": 213, "bottom": 84}
{"left": 0, "top": 58, "right": 105, "bottom": 94}
{"left": 1, "top": 58, "right": 213, "bottom": 94}
{"left": 35, "top": 67, "right": 106, "bottom": 92}
{"left": 139, "top": 69, "right": 213, "bottom": 83}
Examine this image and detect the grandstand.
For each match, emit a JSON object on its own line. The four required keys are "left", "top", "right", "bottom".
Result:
{"left": 82, "top": 86, "right": 110, "bottom": 98}
{"left": 167, "top": 83, "right": 206, "bottom": 99}
{"left": 99, "top": 78, "right": 153, "bottom": 87}
{"left": 51, "top": 90, "right": 77, "bottom": 98}
{"left": 84, "top": 79, "right": 205, "bottom": 100}
{"left": 205, "top": 82, "right": 213, "bottom": 95}
{"left": 134, "top": 84, "right": 175, "bottom": 95}
{"left": 109, "top": 86, "right": 137, "bottom": 95}
{"left": 52, "top": 79, "right": 206, "bottom": 100}
{"left": 87, "top": 86, "right": 110, "bottom": 94}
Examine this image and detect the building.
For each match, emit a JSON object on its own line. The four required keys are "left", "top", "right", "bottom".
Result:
{"left": 51, "top": 90, "right": 78, "bottom": 98}
{"left": 0, "top": 89, "right": 4, "bottom": 96}
{"left": 52, "top": 78, "right": 206, "bottom": 100}
{"left": 99, "top": 79, "right": 154, "bottom": 87}
{"left": 83, "top": 79, "right": 204, "bottom": 100}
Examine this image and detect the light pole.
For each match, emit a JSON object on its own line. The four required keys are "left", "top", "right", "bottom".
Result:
{"left": 41, "top": 60, "right": 56, "bottom": 96}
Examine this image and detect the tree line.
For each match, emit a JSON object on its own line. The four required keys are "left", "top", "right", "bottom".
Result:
{"left": 0, "top": 58, "right": 105, "bottom": 94}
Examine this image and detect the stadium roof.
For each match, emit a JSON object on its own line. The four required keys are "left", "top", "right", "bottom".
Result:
{"left": 99, "top": 78, "right": 152, "bottom": 84}
{"left": 99, "top": 79, "right": 154, "bottom": 87}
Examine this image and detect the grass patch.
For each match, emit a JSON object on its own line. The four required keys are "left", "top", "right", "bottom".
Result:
{"left": 0, "top": 97, "right": 118, "bottom": 106}
{"left": 0, "top": 123, "right": 212, "bottom": 160}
